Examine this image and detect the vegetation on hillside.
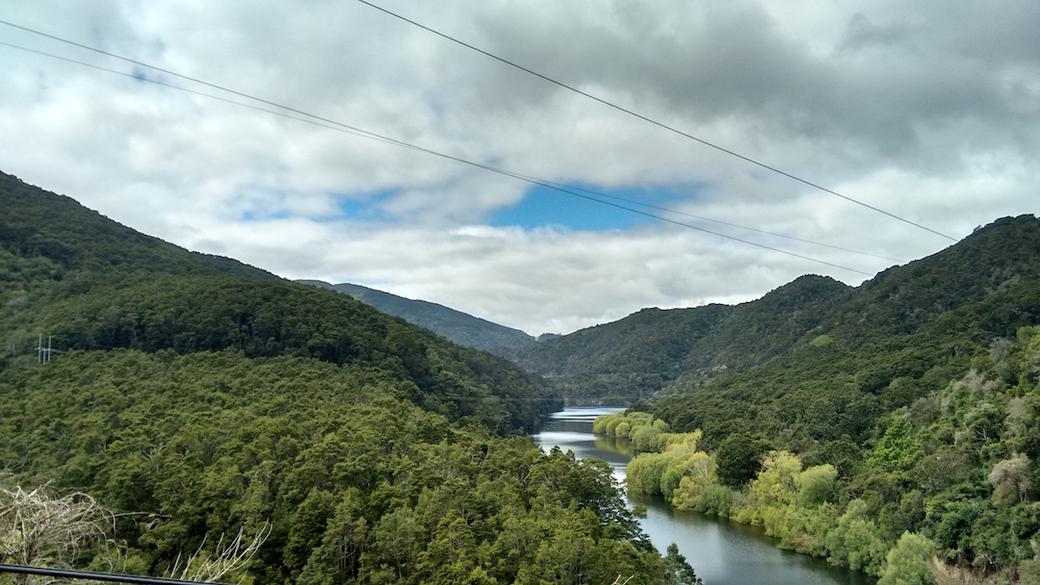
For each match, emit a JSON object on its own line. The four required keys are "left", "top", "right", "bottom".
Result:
{"left": 6, "top": 170, "right": 1038, "bottom": 583}
{"left": 0, "top": 172, "right": 558, "bottom": 433}
{"left": 517, "top": 216, "right": 1040, "bottom": 413}
{"left": 301, "top": 280, "right": 536, "bottom": 355}
{"left": 0, "top": 173, "right": 699, "bottom": 583}
{"left": 512, "top": 275, "right": 853, "bottom": 403}
{"left": 655, "top": 217, "right": 1040, "bottom": 451}
{"left": 0, "top": 351, "right": 692, "bottom": 584}
{"left": 599, "top": 324, "right": 1040, "bottom": 581}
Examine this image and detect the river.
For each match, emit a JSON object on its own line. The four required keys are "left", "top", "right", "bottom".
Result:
{"left": 531, "top": 407, "right": 873, "bottom": 585}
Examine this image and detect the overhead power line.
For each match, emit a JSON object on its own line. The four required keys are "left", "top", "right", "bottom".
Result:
{"left": 352, "top": 0, "right": 958, "bottom": 242}
{"left": 0, "top": 19, "right": 918, "bottom": 261}
{"left": 510, "top": 175, "right": 900, "bottom": 263}
{"left": 0, "top": 37, "right": 872, "bottom": 276}
{"left": 0, "top": 37, "right": 891, "bottom": 266}
{"left": 0, "top": 563, "right": 219, "bottom": 585}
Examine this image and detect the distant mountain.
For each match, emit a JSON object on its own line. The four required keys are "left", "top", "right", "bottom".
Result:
{"left": 515, "top": 215, "right": 1040, "bottom": 405}
{"left": 652, "top": 214, "right": 1040, "bottom": 441}
{"left": 298, "top": 280, "right": 536, "bottom": 354}
{"left": 513, "top": 273, "right": 854, "bottom": 403}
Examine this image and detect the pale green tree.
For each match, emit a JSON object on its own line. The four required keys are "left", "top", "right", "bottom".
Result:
{"left": 796, "top": 464, "right": 838, "bottom": 507}
{"left": 877, "top": 532, "right": 935, "bottom": 585}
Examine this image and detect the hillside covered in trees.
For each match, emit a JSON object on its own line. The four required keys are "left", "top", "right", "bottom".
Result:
{"left": 0, "top": 172, "right": 696, "bottom": 584}
{"left": 512, "top": 273, "right": 853, "bottom": 403}
{"left": 652, "top": 215, "right": 1040, "bottom": 448}
{"left": 515, "top": 216, "right": 1040, "bottom": 410}
{"left": 596, "top": 321, "right": 1040, "bottom": 583}
{"left": 299, "top": 280, "right": 536, "bottom": 355}
{"left": 568, "top": 215, "right": 1040, "bottom": 582}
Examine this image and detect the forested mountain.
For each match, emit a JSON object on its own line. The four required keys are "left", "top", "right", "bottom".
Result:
{"left": 515, "top": 216, "right": 1040, "bottom": 407}
{"left": 0, "top": 172, "right": 693, "bottom": 584}
{"left": 513, "top": 273, "right": 854, "bottom": 402}
{"left": 654, "top": 215, "right": 1040, "bottom": 446}
{"left": 0, "top": 171, "right": 556, "bottom": 433}
{"left": 0, "top": 171, "right": 272, "bottom": 282}
{"left": 299, "top": 280, "right": 536, "bottom": 355}
{"left": 580, "top": 215, "right": 1040, "bottom": 582}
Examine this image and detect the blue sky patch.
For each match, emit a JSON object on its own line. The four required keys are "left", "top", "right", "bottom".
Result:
{"left": 491, "top": 182, "right": 702, "bottom": 231}
{"left": 238, "top": 188, "right": 400, "bottom": 223}
{"left": 240, "top": 209, "right": 291, "bottom": 221}
{"left": 329, "top": 188, "right": 398, "bottom": 222}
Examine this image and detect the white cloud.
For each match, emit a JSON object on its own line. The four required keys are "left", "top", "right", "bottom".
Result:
{"left": 1, "top": 0, "right": 1037, "bottom": 334}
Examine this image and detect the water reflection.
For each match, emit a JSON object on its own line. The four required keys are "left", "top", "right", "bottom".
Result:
{"left": 533, "top": 407, "right": 874, "bottom": 585}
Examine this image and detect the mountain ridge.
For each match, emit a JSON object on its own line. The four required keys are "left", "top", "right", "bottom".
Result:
{"left": 0, "top": 171, "right": 689, "bottom": 585}
{"left": 0, "top": 170, "right": 274, "bottom": 281}
{"left": 511, "top": 272, "right": 855, "bottom": 402}
{"left": 298, "top": 279, "right": 537, "bottom": 355}
{"left": 0, "top": 170, "right": 559, "bottom": 432}
{"left": 512, "top": 215, "right": 1039, "bottom": 404}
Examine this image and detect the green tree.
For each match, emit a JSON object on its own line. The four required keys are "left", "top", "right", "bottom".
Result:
{"left": 627, "top": 453, "right": 679, "bottom": 496}
{"left": 826, "top": 500, "right": 888, "bottom": 575}
{"left": 796, "top": 464, "right": 838, "bottom": 507}
{"left": 867, "top": 415, "right": 922, "bottom": 472}
{"left": 664, "top": 543, "right": 702, "bottom": 585}
{"left": 716, "top": 434, "right": 770, "bottom": 487}
{"left": 876, "top": 532, "right": 936, "bottom": 585}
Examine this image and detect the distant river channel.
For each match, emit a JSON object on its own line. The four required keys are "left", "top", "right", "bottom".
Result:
{"left": 531, "top": 407, "right": 874, "bottom": 585}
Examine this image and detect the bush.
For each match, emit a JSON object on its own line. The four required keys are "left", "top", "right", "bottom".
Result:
{"left": 877, "top": 532, "right": 936, "bottom": 585}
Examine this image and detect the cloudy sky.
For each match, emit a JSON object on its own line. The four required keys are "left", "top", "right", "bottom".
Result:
{"left": 1, "top": 1, "right": 1037, "bottom": 334}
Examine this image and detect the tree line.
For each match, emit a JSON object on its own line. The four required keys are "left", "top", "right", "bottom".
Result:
{"left": 1, "top": 350, "right": 698, "bottom": 584}
{"left": 599, "top": 328, "right": 1040, "bottom": 584}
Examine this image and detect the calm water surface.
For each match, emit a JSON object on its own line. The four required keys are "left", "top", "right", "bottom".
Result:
{"left": 531, "top": 407, "right": 873, "bottom": 585}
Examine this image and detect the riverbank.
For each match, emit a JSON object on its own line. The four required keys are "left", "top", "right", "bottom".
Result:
{"left": 534, "top": 408, "right": 872, "bottom": 585}
{"left": 596, "top": 409, "right": 958, "bottom": 584}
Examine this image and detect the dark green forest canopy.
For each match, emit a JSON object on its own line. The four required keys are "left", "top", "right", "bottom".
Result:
{"left": 0, "top": 173, "right": 705, "bottom": 583}
{"left": 0, "top": 351, "right": 686, "bottom": 584}
{"left": 30, "top": 273, "right": 559, "bottom": 433}
{"left": 0, "top": 171, "right": 560, "bottom": 433}
{"left": 515, "top": 215, "right": 1040, "bottom": 416}
{"left": 611, "top": 326, "right": 1040, "bottom": 580}
{"left": 510, "top": 274, "right": 857, "bottom": 403}
{"left": 653, "top": 215, "right": 1040, "bottom": 449}
{"left": 569, "top": 215, "right": 1040, "bottom": 581}
{"left": 0, "top": 170, "right": 273, "bottom": 280}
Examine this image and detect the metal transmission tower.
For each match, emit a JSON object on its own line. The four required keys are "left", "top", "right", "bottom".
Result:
{"left": 34, "top": 334, "right": 62, "bottom": 364}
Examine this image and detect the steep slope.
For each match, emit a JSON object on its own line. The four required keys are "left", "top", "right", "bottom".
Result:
{"left": 0, "top": 170, "right": 272, "bottom": 280}
{"left": 654, "top": 214, "right": 1040, "bottom": 446}
{"left": 300, "top": 280, "right": 536, "bottom": 354}
{"left": 2, "top": 170, "right": 273, "bottom": 357}
{"left": 0, "top": 173, "right": 693, "bottom": 584}
{"left": 0, "top": 171, "right": 558, "bottom": 432}
{"left": 514, "top": 274, "right": 852, "bottom": 402}
{"left": 607, "top": 216, "right": 1040, "bottom": 581}
{"left": 818, "top": 215, "right": 1040, "bottom": 343}
{"left": 513, "top": 303, "right": 732, "bottom": 402}
{"left": 517, "top": 216, "right": 1039, "bottom": 407}
{"left": 1, "top": 350, "right": 696, "bottom": 585}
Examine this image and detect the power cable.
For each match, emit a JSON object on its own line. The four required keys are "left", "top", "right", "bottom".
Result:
{"left": 0, "top": 563, "right": 221, "bottom": 585}
{"left": 0, "top": 39, "right": 873, "bottom": 276}
{"left": 0, "top": 18, "right": 926, "bottom": 258}
{"left": 351, "top": 0, "right": 957, "bottom": 242}
{"left": 511, "top": 175, "right": 900, "bottom": 262}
